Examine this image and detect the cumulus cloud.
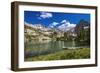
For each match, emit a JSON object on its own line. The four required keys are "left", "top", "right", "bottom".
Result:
{"left": 38, "top": 12, "right": 53, "bottom": 19}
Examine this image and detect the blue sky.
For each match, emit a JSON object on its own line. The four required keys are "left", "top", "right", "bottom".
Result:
{"left": 24, "top": 11, "right": 90, "bottom": 27}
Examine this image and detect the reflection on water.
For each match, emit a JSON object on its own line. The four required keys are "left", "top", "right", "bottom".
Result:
{"left": 25, "top": 40, "right": 89, "bottom": 57}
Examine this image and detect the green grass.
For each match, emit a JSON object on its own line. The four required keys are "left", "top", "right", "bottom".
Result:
{"left": 25, "top": 48, "right": 90, "bottom": 61}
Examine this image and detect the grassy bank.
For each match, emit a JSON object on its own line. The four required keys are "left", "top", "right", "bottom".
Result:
{"left": 25, "top": 48, "right": 90, "bottom": 61}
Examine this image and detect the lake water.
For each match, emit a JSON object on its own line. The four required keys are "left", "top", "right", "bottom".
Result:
{"left": 25, "top": 40, "right": 89, "bottom": 57}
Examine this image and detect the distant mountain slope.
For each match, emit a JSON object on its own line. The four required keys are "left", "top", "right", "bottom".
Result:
{"left": 48, "top": 20, "right": 76, "bottom": 32}
{"left": 75, "top": 19, "right": 90, "bottom": 34}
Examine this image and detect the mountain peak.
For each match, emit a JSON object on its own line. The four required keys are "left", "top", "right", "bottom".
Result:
{"left": 78, "top": 19, "right": 89, "bottom": 26}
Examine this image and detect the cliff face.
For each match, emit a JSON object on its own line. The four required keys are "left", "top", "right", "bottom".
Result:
{"left": 24, "top": 22, "right": 53, "bottom": 42}
{"left": 74, "top": 20, "right": 90, "bottom": 45}
{"left": 24, "top": 19, "right": 90, "bottom": 43}
{"left": 75, "top": 19, "right": 90, "bottom": 35}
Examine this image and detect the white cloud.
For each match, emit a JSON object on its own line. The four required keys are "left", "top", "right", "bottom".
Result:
{"left": 39, "top": 12, "right": 53, "bottom": 19}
